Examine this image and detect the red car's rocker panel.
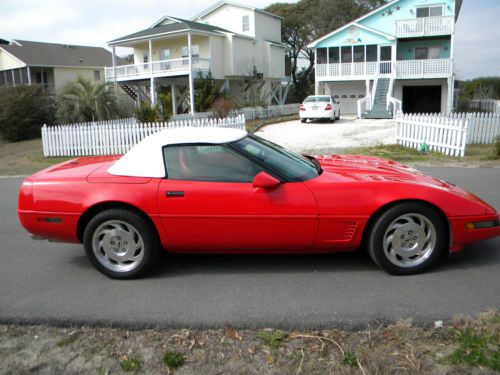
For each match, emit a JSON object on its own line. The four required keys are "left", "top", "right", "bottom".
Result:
{"left": 17, "top": 127, "right": 500, "bottom": 278}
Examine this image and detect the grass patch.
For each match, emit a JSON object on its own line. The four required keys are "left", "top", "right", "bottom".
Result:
{"left": 0, "top": 138, "right": 72, "bottom": 175}
{"left": 246, "top": 114, "right": 299, "bottom": 133}
{"left": 119, "top": 356, "right": 141, "bottom": 371}
{"left": 163, "top": 351, "right": 184, "bottom": 369}
{"left": 446, "top": 328, "right": 499, "bottom": 371}
{"left": 257, "top": 330, "right": 287, "bottom": 349}
{"left": 341, "top": 351, "right": 358, "bottom": 367}
{"left": 55, "top": 335, "right": 78, "bottom": 347}
{"left": 345, "top": 143, "right": 500, "bottom": 166}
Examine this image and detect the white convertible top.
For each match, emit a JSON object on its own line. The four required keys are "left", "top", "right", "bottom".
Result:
{"left": 108, "top": 126, "right": 247, "bottom": 178}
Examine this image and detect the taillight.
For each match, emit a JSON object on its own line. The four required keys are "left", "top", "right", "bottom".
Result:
{"left": 325, "top": 104, "right": 332, "bottom": 110}
{"left": 300, "top": 104, "right": 305, "bottom": 111}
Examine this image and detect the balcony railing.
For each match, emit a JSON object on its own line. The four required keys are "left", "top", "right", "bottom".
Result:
{"left": 395, "top": 59, "right": 452, "bottom": 79}
{"left": 316, "top": 59, "right": 452, "bottom": 80}
{"left": 396, "top": 16, "right": 454, "bottom": 38}
{"left": 105, "top": 58, "right": 211, "bottom": 80}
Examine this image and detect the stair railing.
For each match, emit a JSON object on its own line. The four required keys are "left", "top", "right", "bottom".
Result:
{"left": 386, "top": 63, "right": 402, "bottom": 117}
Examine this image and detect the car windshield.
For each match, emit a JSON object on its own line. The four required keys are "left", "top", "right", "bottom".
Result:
{"left": 230, "top": 135, "right": 319, "bottom": 182}
{"left": 304, "top": 96, "right": 330, "bottom": 103}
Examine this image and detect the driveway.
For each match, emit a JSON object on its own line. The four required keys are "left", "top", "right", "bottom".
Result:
{"left": 0, "top": 168, "right": 499, "bottom": 329}
{"left": 256, "top": 116, "right": 396, "bottom": 153}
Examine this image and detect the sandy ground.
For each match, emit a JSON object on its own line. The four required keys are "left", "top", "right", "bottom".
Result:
{"left": 255, "top": 116, "right": 396, "bottom": 153}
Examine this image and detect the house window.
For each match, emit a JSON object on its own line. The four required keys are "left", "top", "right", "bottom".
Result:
{"left": 415, "top": 47, "right": 440, "bottom": 60}
{"left": 242, "top": 15, "right": 249, "bottom": 32}
{"left": 161, "top": 48, "right": 171, "bottom": 60}
{"left": 143, "top": 51, "right": 148, "bottom": 63}
{"left": 94, "top": 70, "right": 101, "bottom": 81}
{"left": 35, "top": 71, "right": 48, "bottom": 84}
{"left": 416, "top": 5, "right": 443, "bottom": 18}
{"left": 182, "top": 45, "right": 200, "bottom": 64}
{"left": 341, "top": 46, "right": 352, "bottom": 63}
{"left": 353, "top": 46, "right": 364, "bottom": 63}
{"left": 328, "top": 47, "right": 339, "bottom": 63}
{"left": 380, "top": 46, "right": 392, "bottom": 61}
{"left": 317, "top": 48, "right": 327, "bottom": 63}
{"left": 366, "top": 45, "right": 377, "bottom": 62}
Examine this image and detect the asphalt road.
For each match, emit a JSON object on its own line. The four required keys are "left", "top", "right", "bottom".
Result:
{"left": 0, "top": 167, "right": 499, "bottom": 330}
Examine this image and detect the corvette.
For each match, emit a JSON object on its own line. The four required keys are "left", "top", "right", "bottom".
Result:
{"left": 18, "top": 127, "right": 500, "bottom": 278}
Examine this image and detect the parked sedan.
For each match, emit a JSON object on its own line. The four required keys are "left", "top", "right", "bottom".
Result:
{"left": 18, "top": 127, "right": 500, "bottom": 279}
{"left": 300, "top": 95, "right": 341, "bottom": 123}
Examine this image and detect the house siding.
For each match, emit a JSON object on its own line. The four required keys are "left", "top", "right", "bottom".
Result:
{"left": 0, "top": 50, "right": 24, "bottom": 70}
{"left": 53, "top": 67, "right": 104, "bottom": 93}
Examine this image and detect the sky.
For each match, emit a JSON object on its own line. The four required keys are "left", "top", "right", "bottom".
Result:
{"left": 1, "top": 0, "right": 498, "bottom": 80}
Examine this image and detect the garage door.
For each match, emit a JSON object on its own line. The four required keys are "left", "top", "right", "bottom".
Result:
{"left": 326, "top": 83, "right": 365, "bottom": 115}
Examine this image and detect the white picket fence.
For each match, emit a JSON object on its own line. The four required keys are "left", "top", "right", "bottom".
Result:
{"left": 171, "top": 103, "right": 300, "bottom": 122}
{"left": 396, "top": 112, "right": 500, "bottom": 157}
{"left": 41, "top": 115, "right": 246, "bottom": 157}
{"left": 467, "top": 99, "right": 500, "bottom": 114}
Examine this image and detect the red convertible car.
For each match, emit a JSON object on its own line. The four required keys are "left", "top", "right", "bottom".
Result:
{"left": 18, "top": 127, "right": 500, "bottom": 278}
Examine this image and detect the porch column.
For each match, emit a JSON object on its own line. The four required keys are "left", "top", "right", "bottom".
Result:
{"left": 27, "top": 66, "right": 31, "bottom": 85}
{"left": 150, "top": 77, "right": 156, "bottom": 105}
{"left": 111, "top": 45, "right": 117, "bottom": 92}
{"left": 188, "top": 32, "right": 195, "bottom": 114}
{"left": 11, "top": 70, "right": 16, "bottom": 87}
{"left": 41, "top": 67, "right": 45, "bottom": 92}
{"left": 171, "top": 84, "right": 177, "bottom": 115}
{"left": 314, "top": 48, "right": 318, "bottom": 95}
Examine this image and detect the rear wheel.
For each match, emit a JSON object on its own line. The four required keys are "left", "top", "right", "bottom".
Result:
{"left": 367, "top": 202, "right": 446, "bottom": 275}
{"left": 301, "top": 119, "right": 307, "bottom": 123}
{"left": 83, "top": 209, "right": 159, "bottom": 279}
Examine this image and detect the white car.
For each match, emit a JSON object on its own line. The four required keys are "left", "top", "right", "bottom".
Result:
{"left": 300, "top": 95, "right": 340, "bottom": 123}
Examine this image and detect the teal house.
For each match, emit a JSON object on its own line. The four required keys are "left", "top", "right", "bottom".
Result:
{"left": 308, "top": 0, "right": 463, "bottom": 117}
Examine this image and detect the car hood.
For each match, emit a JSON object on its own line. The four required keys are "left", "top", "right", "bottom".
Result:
{"left": 314, "top": 154, "right": 444, "bottom": 184}
{"left": 313, "top": 154, "right": 495, "bottom": 212}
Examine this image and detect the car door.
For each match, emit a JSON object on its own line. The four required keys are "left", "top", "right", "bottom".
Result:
{"left": 157, "top": 144, "right": 318, "bottom": 251}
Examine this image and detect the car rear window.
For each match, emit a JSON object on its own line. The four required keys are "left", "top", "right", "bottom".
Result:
{"left": 304, "top": 96, "right": 330, "bottom": 103}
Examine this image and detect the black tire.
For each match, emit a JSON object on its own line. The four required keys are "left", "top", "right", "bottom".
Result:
{"left": 330, "top": 117, "right": 336, "bottom": 123}
{"left": 83, "top": 208, "right": 159, "bottom": 279}
{"left": 336, "top": 111, "right": 340, "bottom": 120}
{"left": 301, "top": 119, "right": 306, "bottom": 123}
{"left": 367, "top": 202, "right": 446, "bottom": 275}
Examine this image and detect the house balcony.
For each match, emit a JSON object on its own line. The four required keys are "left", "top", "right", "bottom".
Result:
{"left": 316, "top": 59, "right": 452, "bottom": 81}
{"left": 105, "top": 57, "right": 211, "bottom": 82}
{"left": 396, "top": 16, "right": 454, "bottom": 38}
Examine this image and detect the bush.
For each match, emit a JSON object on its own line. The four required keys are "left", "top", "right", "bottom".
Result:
{"left": 212, "top": 97, "right": 235, "bottom": 119}
{"left": 0, "top": 86, "right": 56, "bottom": 142}
{"left": 134, "top": 103, "right": 160, "bottom": 123}
{"left": 494, "top": 135, "right": 500, "bottom": 159}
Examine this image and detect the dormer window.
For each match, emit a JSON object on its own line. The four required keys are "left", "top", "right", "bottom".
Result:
{"left": 242, "top": 15, "right": 249, "bottom": 32}
{"left": 416, "top": 5, "right": 443, "bottom": 18}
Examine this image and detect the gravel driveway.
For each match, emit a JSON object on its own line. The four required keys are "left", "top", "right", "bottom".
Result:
{"left": 255, "top": 116, "right": 395, "bottom": 153}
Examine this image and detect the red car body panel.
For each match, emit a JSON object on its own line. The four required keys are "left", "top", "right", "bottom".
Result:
{"left": 18, "top": 154, "right": 500, "bottom": 254}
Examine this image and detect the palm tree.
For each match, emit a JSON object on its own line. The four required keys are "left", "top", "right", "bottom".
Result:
{"left": 58, "top": 77, "right": 118, "bottom": 123}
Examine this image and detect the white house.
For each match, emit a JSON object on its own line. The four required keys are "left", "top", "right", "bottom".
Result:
{"left": 308, "top": 0, "right": 463, "bottom": 118}
{"left": 106, "top": 1, "right": 288, "bottom": 114}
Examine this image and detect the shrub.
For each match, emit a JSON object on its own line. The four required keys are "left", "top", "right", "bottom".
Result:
{"left": 0, "top": 85, "right": 56, "bottom": 142}
{"left": 212, "top": 97, "right": 235, "bottom": 119}
{"left": 134, "top": 103, "right": 160, "bottom": 123}
{"left": 195, "top": 71, "right": 222, "bottom": 112}
{"left": 58, "top": 77, "right": 118, "bottom": 123}
{"left": 163, "top": 351, "right": 184, "bottom": 369}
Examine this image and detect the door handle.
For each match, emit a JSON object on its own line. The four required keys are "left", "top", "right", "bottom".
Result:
{"left": 166, "top": 191, "right": 185, "bottom": 198}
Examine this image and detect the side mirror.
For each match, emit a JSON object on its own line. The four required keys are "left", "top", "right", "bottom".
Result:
{"left": 253, "top": 172, "right": 280, "bottom": 189}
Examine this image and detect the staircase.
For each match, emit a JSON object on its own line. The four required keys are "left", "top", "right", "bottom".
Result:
{"left": 364, "top": 78, "right": 393, "bottom": 119}
{"left": 120, "top": 84, "right": 150, "bottom": 105}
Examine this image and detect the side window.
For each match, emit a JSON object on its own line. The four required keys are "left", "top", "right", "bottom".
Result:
{"left": 242, "top": 15, "right": 250, "bottom": 32}
{"left": 163, "top": 144, "right": 263, "bottom": 182}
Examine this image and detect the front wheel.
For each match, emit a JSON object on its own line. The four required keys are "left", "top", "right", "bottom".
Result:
{"left": 367, "top": 202, "right": 446, "bottom": 275}
{"left": 83, "top": 209, "right": 159, "bottom": 279}
{"left": 335, "top": 111, "right": 340, "bottom": 120}
{"left": 301, "top": 118, "right": 306, "bottom": 123}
